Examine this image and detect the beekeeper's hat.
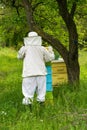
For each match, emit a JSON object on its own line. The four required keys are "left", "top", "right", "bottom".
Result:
{"left": 28, "top": 31, "right": 38, "bottom": 37}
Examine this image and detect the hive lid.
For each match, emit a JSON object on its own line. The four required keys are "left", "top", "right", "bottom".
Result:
{"left": 52, "top": 58, "right": 64, "bottom": 63}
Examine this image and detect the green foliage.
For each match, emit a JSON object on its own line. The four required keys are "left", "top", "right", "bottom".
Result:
{"left": 0, "top": 0, "right": 87, "bottom": 50}
{"left": 74, "top": 1, "right": 87, "bottom": 49}
{"left": 0, "top": 48, "right": 87, "bottom": 130}
{"left": 0, "top": 0, "right": 69, "bottom": 48}
{"left": 0, "top": 6, "right": 28, "bottom": 47}
{"left": 33, "top": 0, "right": 69, "bottom": 46}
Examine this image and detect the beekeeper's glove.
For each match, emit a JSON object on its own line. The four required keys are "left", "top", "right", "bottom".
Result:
{"left": 48, "top": 46, "right": 53, "bottom": 53}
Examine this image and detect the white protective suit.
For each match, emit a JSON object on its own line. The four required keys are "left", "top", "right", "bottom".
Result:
{"left": 17, "top": 32, "right": 55, "bottom": 105}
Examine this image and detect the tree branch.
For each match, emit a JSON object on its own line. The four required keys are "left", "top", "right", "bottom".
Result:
{"left": 56, "top": 0, "right": 70, "bottom": 24}
{"left": 33, "top": 25, "right": 68, "bottom": 61}
{"left": 70, "top": 2, "right": 77, "bottom": 18}
{"left": 22, "top": 0, "right": 35, "bottom": 31}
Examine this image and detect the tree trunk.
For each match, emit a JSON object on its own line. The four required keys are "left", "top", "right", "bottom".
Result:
{"left": 66, "top": 58, "right": 80, "bottom": 85}
{"left": 64, "top": 19, "right": 80, "bottom": 84}
{"left": 67, "top": 27, "right": 80, "bottom": 84}
{"left": 22, "top": 0, "right": 34, "bottom": 31}
{"left": 56, "top": 0, "right": 80, "bottom": 84}
{"left": 22, "top": 0, "right": 80, "bottom": 85}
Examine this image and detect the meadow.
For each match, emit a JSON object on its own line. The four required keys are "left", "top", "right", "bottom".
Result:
{"left": 0, "top": 47, "right": 87, "bottom": 130}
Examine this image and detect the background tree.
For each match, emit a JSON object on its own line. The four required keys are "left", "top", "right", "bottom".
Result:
{"left": 0, "top": 0, "right": 87, "bottom": 85}
{"left": 22, "top": 0, "right": 80, "bottom": 85}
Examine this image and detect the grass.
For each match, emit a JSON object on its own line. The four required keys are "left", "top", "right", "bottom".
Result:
{"left": 0, "top": 47, "right": 87, "bottom": 130}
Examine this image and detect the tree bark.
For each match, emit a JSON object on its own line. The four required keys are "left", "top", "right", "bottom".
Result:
{"left": 22, "top": 0, "right": 34, "bottom": 31}
{"left": 56, "top": 0, "right": 80, "bottom": 84}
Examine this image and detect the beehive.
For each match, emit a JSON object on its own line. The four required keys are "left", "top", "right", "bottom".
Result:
{"left": 46, "top": 66, "right": 53, "bottom": 91}
{"left": 52, "top": 60, "right": 67, "bottom": 86}
{"left": 46, "top": 66, "right": 53, "bottom": 103}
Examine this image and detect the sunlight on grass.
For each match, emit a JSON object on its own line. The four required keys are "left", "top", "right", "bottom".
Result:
{"left": 79, "top": 50, "right": 87, "bottom": 66}
{"left": 79, "top": 50, "right": 87, "bottom": 80}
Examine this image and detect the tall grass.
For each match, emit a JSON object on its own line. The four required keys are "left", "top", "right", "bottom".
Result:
{"left": 0, "top": 48, "right": 87, "bottom": 130}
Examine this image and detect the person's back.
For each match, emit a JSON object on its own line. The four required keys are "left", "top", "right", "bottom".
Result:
{"left": 17, "top": 31, "right": 55, "bottom": 107}
{"left": 23, "top": 45, "right": 47, "bottom": 77}
{"left": 18, "top": 32, "right": 55, "bottom": 77}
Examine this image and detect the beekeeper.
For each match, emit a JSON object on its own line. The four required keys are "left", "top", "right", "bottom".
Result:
{"left": 17, "top": 31, "right": 55, "bottom": 108}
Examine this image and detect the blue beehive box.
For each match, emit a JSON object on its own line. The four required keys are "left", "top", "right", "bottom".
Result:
{"left": 46, "top": 66, "right": 53, "bottom": 91}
